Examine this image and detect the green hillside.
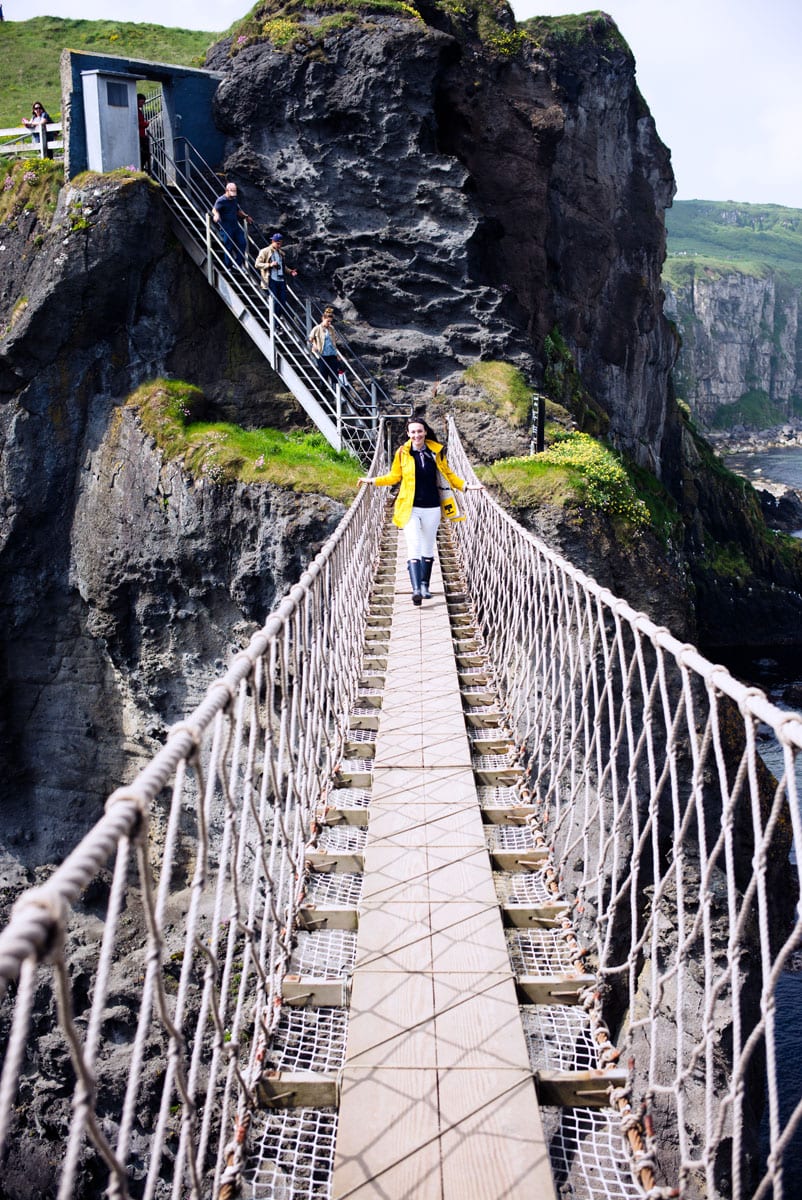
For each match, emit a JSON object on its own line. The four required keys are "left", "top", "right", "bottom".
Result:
{"left": 664, "top": 200, "right": 802, "bottom": 288}
{"left": 0, "top": 16, "right": 220, "bottom": 129}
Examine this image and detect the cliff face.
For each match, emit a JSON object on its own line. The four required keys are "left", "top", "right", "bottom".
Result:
{"left": 664, "top": 267, "right": 802, "bottom": 426}
{"left": 0, "top": 175, "right": 343, "bottom": 885}
{"left": 206, "top": 9, "right": 679, "bottom": 478}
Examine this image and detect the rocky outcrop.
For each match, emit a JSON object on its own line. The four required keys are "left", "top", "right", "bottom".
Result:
{"left": 753, "top": 480, "right": 802, "bottom": 532}
{"left": 664, "top": 266, "right": 802, "bottom": 428}
{"left": 206, "top": 9, "right": 679, "bottom": 479}
{"left": 0, "top": 175, "right": 343, "bottom": 891}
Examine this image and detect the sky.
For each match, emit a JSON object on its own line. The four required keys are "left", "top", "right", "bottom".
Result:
{"left": 7, "top": 0, "right": 802, "bottom": 208}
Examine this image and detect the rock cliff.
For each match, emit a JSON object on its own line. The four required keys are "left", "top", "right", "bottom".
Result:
{"left": 664, "top": 265, "right": 802, "bottom": 427}
{"left": 0, "top": 173, "right": 343, "bottom": 892}
{"left": 206, "top": 7, "right": 680, "bottom": 478}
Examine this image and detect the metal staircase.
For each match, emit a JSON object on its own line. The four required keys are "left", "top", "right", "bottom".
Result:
{"left": 147, "top": 118, "right": 394, "bottom": 463}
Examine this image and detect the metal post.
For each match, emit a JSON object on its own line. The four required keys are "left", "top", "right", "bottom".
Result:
{"left": 305, "top": 298, "right": 313, "bottom": 336}
{"left": 371, "top": 382, "right": 378, "bottom": 430}
{"left": 530, "top": 393, "right": 546, "bottom": 455}
{"left": 268, "top": 292, "right": 277, "bottom": 368}
{"left": 205, "top": 213, "right": 214, "bottom": 285}
{"left": 336, "top": 377, "right": 343, "bottom": 440}
{"left": 241, "top": 218, "right": 249, "bottom": 273}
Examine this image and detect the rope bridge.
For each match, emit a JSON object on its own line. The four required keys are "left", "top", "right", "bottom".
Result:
{"left": 0, "top": 421, "right": 800, "bottom": 1199}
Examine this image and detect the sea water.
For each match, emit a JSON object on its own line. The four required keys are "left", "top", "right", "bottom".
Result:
{"left": 726, "top": 444, "right": 802, "bottom": 530}
{"left": 710, "top": 446, "right": 802, "bottom": 1189}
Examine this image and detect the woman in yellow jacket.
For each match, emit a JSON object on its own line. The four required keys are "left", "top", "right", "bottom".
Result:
{"left": 360, "top": 417, "right": 482, "bottom": 605}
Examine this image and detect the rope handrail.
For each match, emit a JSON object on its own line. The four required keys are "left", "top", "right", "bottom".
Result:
{"left": 2, "top": 413, "right": 801, "bottom": 1197}
{"left": 445, "top": 416, "right": 802, "bottom": 1200}
{"left": 0, "top": 433, "right": 387, "bottom": 1197}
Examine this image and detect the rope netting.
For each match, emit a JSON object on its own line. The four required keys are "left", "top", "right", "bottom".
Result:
{"left": 446, "top": 417, "right": 802, "bottom": 1200}
{"left": 0, "top": 439, "right": 387, "bottom": 1199}
{"left": 2, "top": 415, "right": 802, "bottom": 1199}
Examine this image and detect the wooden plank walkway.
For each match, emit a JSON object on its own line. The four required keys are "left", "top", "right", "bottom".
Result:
{"left": 332, "top": 538, "right": 556, "bottom": 1200}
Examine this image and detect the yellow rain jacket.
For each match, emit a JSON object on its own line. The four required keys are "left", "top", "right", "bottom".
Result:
{"left": 375, "top": 438, "right": 465, "bottom": 529}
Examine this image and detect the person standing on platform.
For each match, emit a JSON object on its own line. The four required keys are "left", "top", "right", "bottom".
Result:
{"left": 22, "top": 101, "right": 52, "bottom": 148}
{"left": 136, "top": 93, "right": 150, "bottom": 173}
{"left": 360, "top": 417, "right": 482, "bottom": 605}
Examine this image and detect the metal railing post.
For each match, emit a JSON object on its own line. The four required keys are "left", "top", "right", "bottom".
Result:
{"left": 268, "top": 292, "right": 277, "bottom": 368}
{"left": 305, "top": 298, "right": 313, "bottom": 336}
{"left": 205, "top": 213, "right": 214, "bottom": 285}
{"left": 336, "top": 377, "right": 343, "bottom": 444}
{"left": 371, "top": 382, "right": 378, "bottom": 430}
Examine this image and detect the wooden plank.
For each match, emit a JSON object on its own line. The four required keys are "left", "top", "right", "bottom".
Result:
{"left": 480, "top": 804, "right": 538, "bottom": 825}
{"left": 334, "top": 1069, "right": 441, "bottom": 1199}
{"left": 317, "top": 802, "right": 370, "bottom": 827}
{"left": 298, "top": 904, "right": 358, "bottom": 931}
{"left": 491, "top": 848, "right": 549, "bottom": 872}
{"left": 306, "top": 851, "right": 365, "bottom": 873}
{"left": 281, "top": 977, "right": 348, "bottom": 1006}
{"left": 502, "top": 902, "right": 570, "bottom": 927}
{"left": 438, "top": 1069, "right": 556, "bottom": 1200}
{"left": 535, "top": 1068, "right": 628, "bottom": 1108}
{"left": 516, "top": 974, "right": 597, "bottom": 1005}
{"left": 257, "top": 1071, "right": 339, "bottom": 1108}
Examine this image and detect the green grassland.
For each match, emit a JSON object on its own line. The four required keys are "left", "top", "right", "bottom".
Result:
{"left": 665, "top": 200, "right": 802, "bottom": 287}
{"left": 132, "top": 380, "right": 362, "bottom": 499}
{"left": 0, "top": 17, "right": 218, "bottom": 128}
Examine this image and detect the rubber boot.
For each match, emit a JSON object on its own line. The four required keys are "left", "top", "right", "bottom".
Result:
{"left": 407, "top": 558, "right": 423, "bottom": 606}
{"left": 420, "top": 557, "right": 434, "bottom": 600}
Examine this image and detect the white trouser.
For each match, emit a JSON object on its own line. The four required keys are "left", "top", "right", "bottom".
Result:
{"left": 401, "top": 506, "right": 441, "bottom": 559}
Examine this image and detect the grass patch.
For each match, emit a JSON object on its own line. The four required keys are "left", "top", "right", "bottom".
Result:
{"left": 0, "top": 157, "right": 63, "bottom": 227}
{"left": 662, "top": 255, "right": 772, "bottom": 290}
{"left": 481, "top": 432, "right": 657, "bottom": 532}
{"left": 665, "top": 200, "right": 802, "bottom": 288}
{"left": 711, "top": 389, "right": 801, "bottom": 431}
{"left": 462, "top": 361, "right": 532, "bottom": 426}
{"left": 702, "top": 542, "right": 753, "bottom": 582}
{"left": 231, "top": 0, "right": 421, "bottom": 55}
{"left": 520, "top": 11, "right": 629, "bottom": 55}
{"left": 131, "top": 379, "right": 362, "bottom": 500}
{"left": 0, "top": 17, "right": 216, "bottom": 129}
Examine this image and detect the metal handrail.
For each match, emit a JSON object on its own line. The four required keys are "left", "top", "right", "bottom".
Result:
{"left": 145, "top": 126, "right": 392, "bottom": 458}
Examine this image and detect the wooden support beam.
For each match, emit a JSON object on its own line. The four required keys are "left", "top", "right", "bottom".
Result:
{"left": 502, "top": 902, "right": 570, "bottom": 927}
{"left": 491, "top": 848, "right": 549, "bottom": 872}
{"left": 258, "top": 1071, "right": 339, "bottom": 1108}
{"left": 298, "top": 904, "right": 358, "bottom": 932}
{"left": 535, "top": 1068, "right": 628, "bottom": 1109}
{"left": 282, "top": 977, "right": 348, "bottom": 1006}
{"left": 480, "top": 804, "right": 538, "bottom": 825}
{"left": 516, "top": 974, "right": 597, "bottom": 1005}
{"left": 317, "top": 803, "right": 370, "bottom": 827}
{"left": 306, "top": 851, "right": 365, "bottom": 874}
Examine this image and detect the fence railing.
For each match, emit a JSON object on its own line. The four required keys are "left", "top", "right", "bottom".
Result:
{"left": 446, "top": 417, "right": 802, "bottom": 1200}
{"left": 0, "top": 435, "right": 387, "bottom": 1199}
{"left": 144, "top": 113, "right": 397, "bottom": 462}
{"left": 0, "top": 122, "right": 63, "bottom": 160}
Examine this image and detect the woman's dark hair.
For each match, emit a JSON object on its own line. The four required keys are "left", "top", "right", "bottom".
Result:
{"left": 407, "top": 412, "right": 436, "bottom": 441}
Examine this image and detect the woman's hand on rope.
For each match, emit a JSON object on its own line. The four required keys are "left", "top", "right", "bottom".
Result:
{"left": 359, "top": 477, "right": 374, "bottom": 485}
{"left": 464, "top": 483, "right": 484, "bottom": 491}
